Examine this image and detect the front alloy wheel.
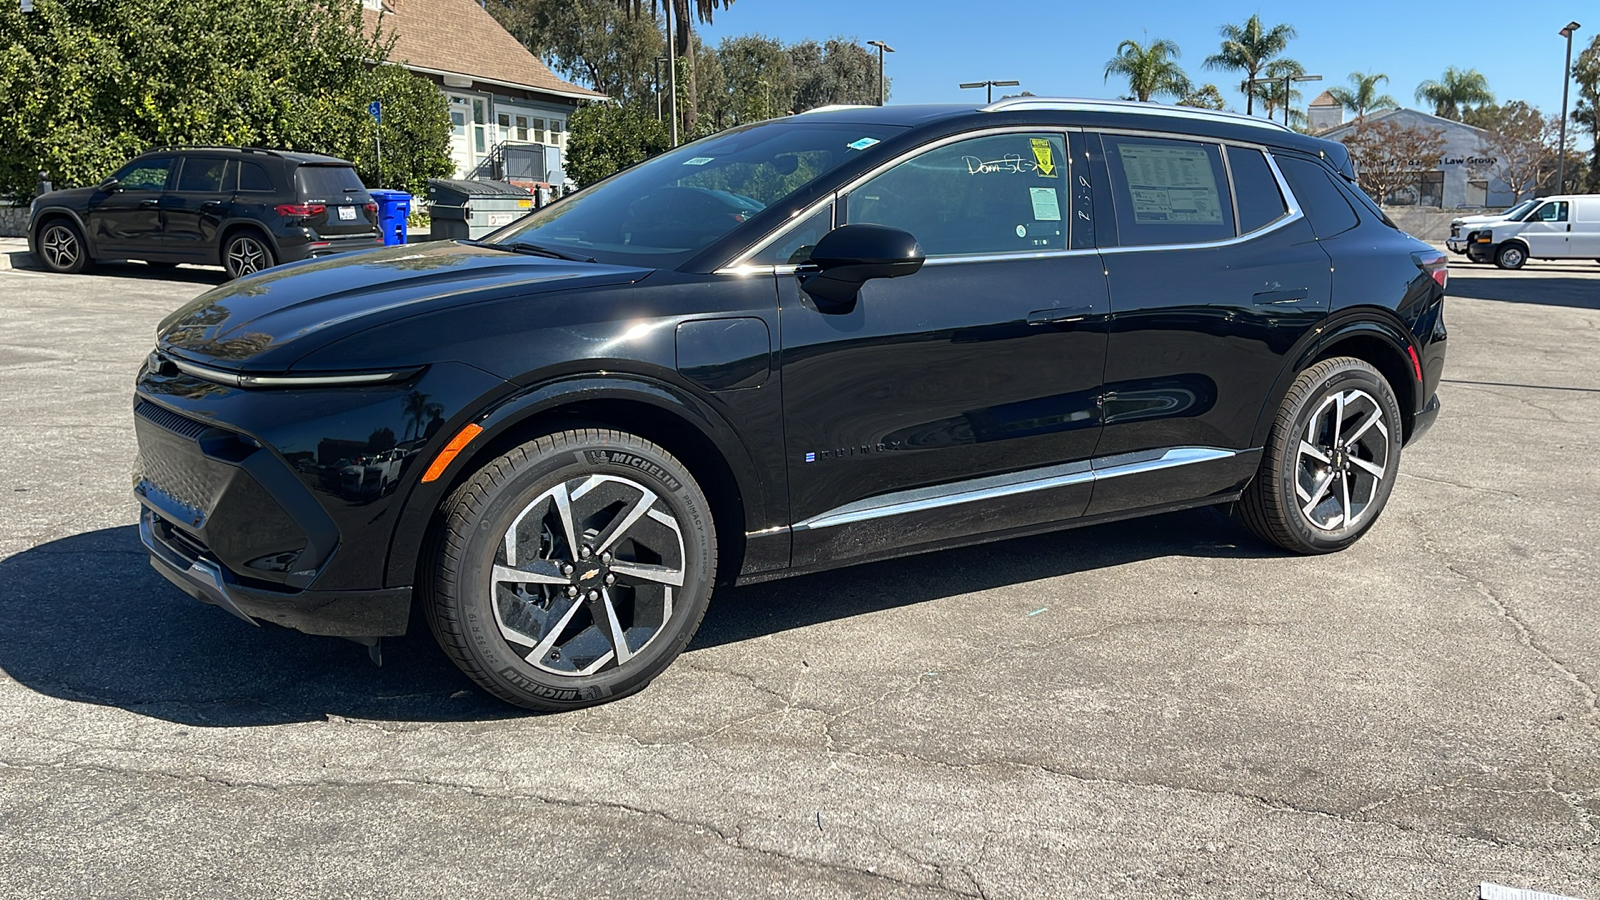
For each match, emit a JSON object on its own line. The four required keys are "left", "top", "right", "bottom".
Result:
{"left": 428, "top": 428, "right": 715, "bottom": 710}
{"left": 1238, "top": 356, "right": 1404, "bottom": 554}
{"left": 224, "top": 234, "right": 273, "bottom": 278}
{"left": 39, "top": 221, "right": 89, "bottom": 274}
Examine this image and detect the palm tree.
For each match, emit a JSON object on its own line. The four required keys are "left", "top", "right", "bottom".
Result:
{"left": 1251, "top": 58, "right": 1305, "bottom": 123}
{"left": 617, "top": 0, "right": 735, "bottom": 133}
{"left": 1103, "top": 37, "right": 1191, "bottom": 103}
{"left": 1327, "top": 71, "right": 1398, "bottom": 121}
{"left": 1205, "top": 14, "right": 1297, "bottom": 116}
{"left": 1414, "top": 67, "right": 1493, "bottom": 120}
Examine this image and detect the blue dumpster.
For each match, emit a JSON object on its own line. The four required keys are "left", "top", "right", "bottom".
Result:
{"left": 368, "top": 189, "right": 412, "bottom": 246}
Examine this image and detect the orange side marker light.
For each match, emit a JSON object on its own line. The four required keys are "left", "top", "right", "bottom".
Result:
{"left": 421, "top": 424, "right": 483, "bottom": 483}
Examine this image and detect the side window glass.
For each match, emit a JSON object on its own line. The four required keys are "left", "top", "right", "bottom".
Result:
{"left": 1535, "top": 202, "right": 1567, "bottom": 222}
{"left": 238, "top": 161, "right": 274, "bottom": 193}
{"left": 115, "top": 157, "right": 173, "bottom": 192}
{"left": 750, "top": 204, "right": 832, "bottom": 266}
{"left": 1228, "top": 147, "right": 1288, "bottom": 234}
{"left": 175, "top": 157, "right": 227, "bottom": 193}
{"left": 1101, "top": 135, "right": 1234, "bottom": 247}
{"left": 1276, "top": 156, "right": 1359, "bottom": 238}
{"left": 845, "top": 132, "right": 1067, "bottom": 256}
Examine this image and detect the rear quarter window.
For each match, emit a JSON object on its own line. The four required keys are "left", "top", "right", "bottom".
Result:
{"left": 293, "top": 165, "right": 369, "bottom": 202}
{"left": 1227, "top": 147, "right": 1288, "bottom": 234}
{"left": 1276, "top": 156, "right": 1359, "bottom": 238}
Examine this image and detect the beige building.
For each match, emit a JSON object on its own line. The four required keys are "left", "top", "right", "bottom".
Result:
{"left": 362, "top": 0, "right": 605, "bottom": 186}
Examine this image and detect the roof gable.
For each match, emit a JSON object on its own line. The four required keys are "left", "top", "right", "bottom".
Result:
{"left": 365, "top": 0, "right": 604, "bottom": 100}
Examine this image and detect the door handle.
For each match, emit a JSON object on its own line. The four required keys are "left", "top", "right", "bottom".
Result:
{"left": 1252, "top": 289, "right": 1309, "bottom": 306}
{"left": 139, "top": 198, "right": 159, "bottom": 209}
{"left": 1027, "top": 305, "right": 1094, "bottom": 326}
{"left": 201, "top": 200, "right": 224, "bottom": 210}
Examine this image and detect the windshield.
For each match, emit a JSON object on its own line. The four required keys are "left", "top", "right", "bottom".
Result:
{"left": 1509, "top": 199, "right": 1543, "bottom": 221}
{"left": 489, "top": 120, "right": 903, "bottom": 267}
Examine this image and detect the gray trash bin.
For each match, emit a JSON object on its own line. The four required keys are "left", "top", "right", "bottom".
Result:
{"left": 426, "top": 179, "right": 535, "bottom": 241}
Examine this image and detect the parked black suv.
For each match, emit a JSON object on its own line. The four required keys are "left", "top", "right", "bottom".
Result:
{"left": 29, "top": 147, "right": 382, "bottom": 278}
{"left": 133, "top": 100, "right": 1448, "bottom": 711}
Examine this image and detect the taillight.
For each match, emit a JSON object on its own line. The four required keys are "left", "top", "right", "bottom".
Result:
{"left": 1411, "top": 250, "right": 1448, "bottom": 289}
{"left": 364, "top": 202, "right": 378, "bottom": 215}
{"left": 275, "top": 203, "right": 326, "bottom": 217}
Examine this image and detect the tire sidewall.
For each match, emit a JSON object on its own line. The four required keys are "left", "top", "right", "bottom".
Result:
{"left": 447, "top": 436, "right": 714, "bottom": 708}
{"left": 1496, "top": 243, "right": 1526, "bottom": 269}
{"left": 224, "top": 233, "right": 273, "bottom": 279}
{"left": 1274, "top": 363, "right": 1403, "bottom": 552}
{"left": 39, "top": 220, "right": 87, "bottom": 274}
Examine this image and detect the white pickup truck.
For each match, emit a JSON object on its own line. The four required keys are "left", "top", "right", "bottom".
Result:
{"left": 1445, "top": 198, "right": 1538, "bottom": 254}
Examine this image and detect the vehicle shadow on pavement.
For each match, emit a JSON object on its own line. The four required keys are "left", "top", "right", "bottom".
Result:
{"left": 0, "top": 508, "right": 1272, "bottom": 727}
{"left": 1448, "top": 270, "right": 1600, "bottom": 310}
{"left": 85, "top": 262, "right": 231, "bottom": 286}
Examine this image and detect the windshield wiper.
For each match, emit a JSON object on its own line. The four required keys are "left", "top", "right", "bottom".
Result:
{"left": 467, "top": 240, "right": 596, "bottom": 263}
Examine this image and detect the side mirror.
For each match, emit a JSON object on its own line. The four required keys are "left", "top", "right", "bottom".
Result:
{"left": 97, "top": 177, "right": 121, "bottom": 193}
{"left": 799, "top": 224, "right": 925, "bottom": 306}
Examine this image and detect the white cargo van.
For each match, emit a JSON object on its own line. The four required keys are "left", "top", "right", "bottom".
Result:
{"left": 1467, "top": 195, "right": 1600, "bottom": 269}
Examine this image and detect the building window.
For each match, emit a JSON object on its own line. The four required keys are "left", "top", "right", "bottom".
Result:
{"left": 1466, "top": 179, "right": 1489, "bottom": 208}
{"left": 531, "top": 118, "right": 546, "bottom": 144}
{"left": 551, "top": 119, "right": 564, "bottom": 148}
{"left": 497, "top": 113, "right": 510, "bottom": 144}
{"left": 515, "top": 116, "right": 528, "bottom": 142}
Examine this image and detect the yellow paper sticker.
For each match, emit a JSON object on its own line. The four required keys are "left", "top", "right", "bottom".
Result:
{"left": 1030, "top": 139, "right": 1058, "bottom": 178}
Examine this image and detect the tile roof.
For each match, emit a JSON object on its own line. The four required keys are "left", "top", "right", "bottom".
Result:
{"left": 365, "top": 0, "right": 605, "bottom": 100}
{"left": 1309, "top": 90, "right": 1338, "bottom": 107}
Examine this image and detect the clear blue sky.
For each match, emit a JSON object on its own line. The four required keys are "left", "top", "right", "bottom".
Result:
{"left": 695, "top": 0, "right": 1590, "bottom": 143}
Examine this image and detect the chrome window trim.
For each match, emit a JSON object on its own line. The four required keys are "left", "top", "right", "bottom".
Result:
{"left": 792, "top": 447, "right": 1237, "bottom": 531}
{"left": 715, "top": 125, "right": 1081, "bottom": 276}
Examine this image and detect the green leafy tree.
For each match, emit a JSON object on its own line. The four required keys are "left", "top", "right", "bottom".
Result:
{"left": 790, "top": 38, "right": 883, "bottom": 112}
{"left": 1414, "top": 67, "right": 1493, "bottom": 121}
{"left": 565, "top": 102, "right": 670, "bottom": 186}
{"left": 1103, "top": 37, "right": 1190, "bottom": 103}
{"left": 1205, "top": 14, "right": 1296, "bottom": 116}
{"left": 1177, "top": 84, "right": 1227, "bottom": 110}
{"left": 715, "top": 34, "right": 795, "bottom": 124}
{"left": 613, "top": 0, "right": 736, "bottom": 135}
{"left": 1572, "top": 34, "right": 1600, "bottom": 193}
{"left": 1464, "top": 102, "right": 1561, "bottom": 200}
{"left": 488, "top": 0, "right": 663, "bottom": 108}
{"left": 0, "top": 0, "right": 451, "bottom": 199}
{"left": 1327, "top": 70, "right": 1398, "bottom": 122}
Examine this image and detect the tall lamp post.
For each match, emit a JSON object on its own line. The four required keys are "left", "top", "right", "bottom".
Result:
{"left": 960, "top": 80, "right": 1021, "bottom": 104}
{"left": 1559, "top": 21, "right": 1581, "bottom": 194}
{"left": 1247, "top": 73, "right": 1321, "bottom": 127}
{"left": 665, "top": 11, "right": 677, "bottom": 147}
{"left": 866, "top": 40, "right": 894, "bottom": 106}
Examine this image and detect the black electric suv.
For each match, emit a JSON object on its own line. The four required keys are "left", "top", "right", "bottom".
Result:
{"left": 133, "top": 100, "right": 1448, "bottom": 710}
{"left": 29, "top": 147, "right": 382, "bottom": 278}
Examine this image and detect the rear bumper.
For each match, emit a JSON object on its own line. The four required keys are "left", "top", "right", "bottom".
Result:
{"left": 141, "top": 507, "right": 411, "bottom": 636}
{"left": 1407, "top": 392, "right": 1441, "bottom": 446}
{"left": 276, "top": 231, "right": 384, "bottom": 263}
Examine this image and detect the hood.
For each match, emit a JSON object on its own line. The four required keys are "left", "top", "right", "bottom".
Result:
{"left": 1453, "top": 212, "right": 1518, "bottom": 227}
{"left": 156, "top": 241, "right": 652, "bottom": 372}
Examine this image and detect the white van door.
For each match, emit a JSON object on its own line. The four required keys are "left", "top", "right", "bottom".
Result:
{"left": 1520, "top": 200, "right": 1570, "bottom": 258}
{"left": 1569, "top": 197, "right": 1600, "bottom": 258}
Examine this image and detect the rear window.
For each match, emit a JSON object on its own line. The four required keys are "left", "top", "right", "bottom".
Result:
{"left": 293, "top": 165, "right": 369, "bottom": 202}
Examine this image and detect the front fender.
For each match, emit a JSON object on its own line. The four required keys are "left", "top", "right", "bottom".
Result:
{"left": 29, "top": 206, "right": 99, "bottom": 257}
{"left": 381, "top": 371, "right": 783, "bottom": 587}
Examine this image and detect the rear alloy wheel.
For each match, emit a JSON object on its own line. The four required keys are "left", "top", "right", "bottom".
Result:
{"left": 38, "top": 220, "right": 89, "bottom": 274}
{"left": 427, "top": 428, "right": 715, "bottom": 710}
{"left": 1494, "top": 243, "right": 1527, "bottom": 270}
{"left": 1238, "top": 357, "right": 1403, "bottom": 554}
{"left": 223, "top": 233, "right": 274, "bottom": 278}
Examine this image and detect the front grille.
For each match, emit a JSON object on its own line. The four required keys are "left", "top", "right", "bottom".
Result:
{"left": 136, "top": 399, "right": 209, "bottom": 439}
{"left": 134, "top": 413, "right": 230, "bottom": 520}
{"left": 1450, "top": 225, "right": 1460, "bottom": 238}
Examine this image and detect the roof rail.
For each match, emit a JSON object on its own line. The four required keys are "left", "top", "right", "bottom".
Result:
{"left": 797, "top": 104, "right": 877, "bottom": 115}
{"left": 981, "top": 97, "right": 1291, "bottom": 132}
{"left": 142, "top": 146, "right": 285, "bottom": 156}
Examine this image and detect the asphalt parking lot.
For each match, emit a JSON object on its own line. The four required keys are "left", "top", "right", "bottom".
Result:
{"left": 0, "top": 250, "right": 1596, "bottom": 898}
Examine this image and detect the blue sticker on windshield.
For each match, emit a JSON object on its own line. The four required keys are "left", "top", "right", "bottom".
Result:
{"left": 847, "top": 137, "right": 880, "bottom": 151}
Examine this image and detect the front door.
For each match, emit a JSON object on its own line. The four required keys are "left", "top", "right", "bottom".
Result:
{"left": 448, "top": 95, "right": 484, "bottom": 178}
{"left": 89, "top": 156, "right": 175, "bottom": 254}
{"left": 779, "top": 130, "right": 1110, "bottom": 567}
{"left": 1520, "top": 200, "right": 1570, "bottom": 258}
{"left": 1088, "top": 133, "right": 1332, "bottom": 515}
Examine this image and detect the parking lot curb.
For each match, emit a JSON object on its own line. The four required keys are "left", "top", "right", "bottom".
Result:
{"left": 0, "top": 238, "right": 37, "bottom": 272}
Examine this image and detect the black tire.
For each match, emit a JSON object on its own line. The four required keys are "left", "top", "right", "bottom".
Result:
{"left": 427, "top": 428, "right": 716, "bottom": 711}
{"left": 36, "top": 218, "right": 90, "bottom": 274}
{"left": 1494, "top": 242, "right": 1527, "bottom": 270}
{"left": 1238, "top": 357, "right": 1403, "bottom": 554}
{"left": 222, "top": 231, "right": 275, "bottom": 279}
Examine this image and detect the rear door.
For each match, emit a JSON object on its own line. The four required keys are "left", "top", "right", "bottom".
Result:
{"left": 89, "top": 156, "right": 175, "bottom": 254}
{"left": 1086, "top": 132, "right": 1331, "bottom": 516}
{"left": 292, "top": 164, "right": 379, "bottom": 237}
{"left": 778, "top": 129, "right": 1110, "bottom": 567}
{"left": 161, "top": 156, "right": 234, "bottom": 261}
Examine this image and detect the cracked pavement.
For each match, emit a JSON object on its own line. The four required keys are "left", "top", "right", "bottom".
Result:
{"left": 0, "top": 256, "right": 1597, "bottom": 898}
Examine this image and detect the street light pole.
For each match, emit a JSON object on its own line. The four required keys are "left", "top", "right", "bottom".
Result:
{"left": 1247, "top": 73, "right": 1320, "bottom": 127}
{"left": 866, "top": 40, "right": 894, "bottom": 106}
{"left": 960, "top": 80, "right": 1020, "bottom": 104}
{"left": 665, "top": 10, "right": 678, "bottom": 147}
{"left": 1559, "top": 22, "right": 1581, "bottom": 193}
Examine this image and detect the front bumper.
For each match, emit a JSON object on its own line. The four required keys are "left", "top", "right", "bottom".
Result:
{"left": 1445, "top": 237, "right": 1466, "bottom": 253}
